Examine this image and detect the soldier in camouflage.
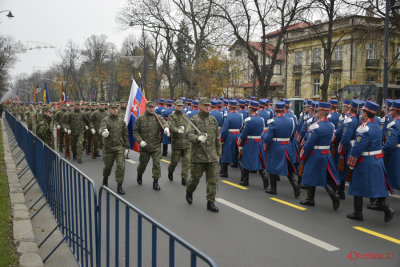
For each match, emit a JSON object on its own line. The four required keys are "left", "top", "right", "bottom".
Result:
{"left": 133, "top": 101, "right": 170, "bottom": 191}
{"left": 64, "top": 103, "right": 90, "bottom": 163}
{"left": 99, "top": 102, "right": 130, "bottom": 195}
{"left": 54, "top": 103, "right": 67, "bottom": 151}
{"left": 25, "top": 104, "right": 37, "bottom": 133}
{"left": 36, "top": 107, "right": 54, "bottom": 149}
{"left": 119, "top": 100, "right": 130, "bottom": 159}
{"left": 186, "top": 97, "right": 222, "bottom": 212}
{"left": 167, "top": 100, "right": 190, "bottom": 185}
{"left": 90, "top": 102, "right": 107, "bottom": 158}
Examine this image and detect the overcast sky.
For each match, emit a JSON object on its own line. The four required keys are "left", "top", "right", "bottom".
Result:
{"left": 1, "top": 0, "right": 140, "bottom": 79}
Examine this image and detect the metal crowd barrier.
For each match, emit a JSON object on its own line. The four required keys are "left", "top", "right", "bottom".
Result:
{"left": 4, "top": 111, "right": 217, "bottom": 267}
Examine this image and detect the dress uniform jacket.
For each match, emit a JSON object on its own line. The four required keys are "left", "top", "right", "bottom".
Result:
{"left": 338, "top": 115, "right": 360, "bottom": 180}
{"left": 383, "top": 118, "right": 400, "bottom": 189}
{"left": 220, "top": 111, "right": 243, "bottom": 164}
{"left": 300, "top": 119, "right": 339, "bottom": 187}
{"left": 210, "top": 109, "right": 224, "bottom": 128}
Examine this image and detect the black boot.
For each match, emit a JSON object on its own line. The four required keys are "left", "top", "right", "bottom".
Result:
{"left": 298, "top": 175, "right": 307, "bottom": 189}
{"left": 186, "top": 192, "right": 193, "bottom": 204}
{"left": 77, "top": 158, "right": 82, "bottom": 164}
{"left": 288, "top": 172, "right": 300, "bottom": 198}
{"left": 230, "top": 163, "right": 239, "bottom": 168}
{"left": 258, "top": 170, "right": 269, "bottom": 191}
{"left": 181, "top": 178, "right": 187, "bottom": 185}
{"left": 220, "top": 163, "right": 228, "bottom": 178}
{"left": 347, "top": 196, "right": 363, "bottom": 221}
{"left": 207, "top": 201, "right": 219, "bottom": 212}
{"left": 239, "top": 169, "right": 249, "bottom": 186}
{"left": 168, "top": 172, "right": 173, "bottom": 181}
{"left": 153, "top": 179, "right": 160, "bottom": 191}
{"left": 137, "top": 173, "right": 142, "bottom": 185}
{"left": 102, "top": 176, "right": 108, "bottom": 186}
{"left": 117, "top": 183, "right": 125, "bottom": 195}
{"left": 337, "top": 183, "right": 346, "bottom": 200}
{"left": 265, "top": 174, "right": 277, "bottom": 194}
{"left": 381, "top": 198, "right": 394, "bottom": 223}
{"left": 73, "top": 153, "right": 77, "bottom": 161}
{"left": 326, "top": 185, "right": 340, "bottom": 210}
{"left": 367, "top": 197, "right": 384, "bottom": 211}
{"left": 162, "top": 144, "right": 168, "bottom": 156}
{"left": 300, "top": 187, "right": 315, "bottom": 206}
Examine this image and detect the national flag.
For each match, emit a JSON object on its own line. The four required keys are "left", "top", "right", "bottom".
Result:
{"left": 124, "top": 79, "right": 147, "bottom": 152}
{"left": 33, "top": 83, "right": 39, "bottom": 101}
{"left": 43, "top": 83, "right": 49, "bottom": 104}
{"left": 61, "top": 82, "right": 65, "bottom": 102}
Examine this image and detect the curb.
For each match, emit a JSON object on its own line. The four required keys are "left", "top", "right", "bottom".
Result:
{"left": 2, "top": 119, "right": 43, "bottom": 267}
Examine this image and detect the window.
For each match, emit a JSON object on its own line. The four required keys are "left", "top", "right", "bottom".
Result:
{"left": 313, "top": 48, "right": 321, "bottom": 63}
{"left": 334, "top": 45, "right": 342, "bottom": 60}
{"left": 295, "top": 51, "right": 302, "bottom": 65}
{"left": 305, "top": 50, "right": 310, "bottom": 65}
{"left": 367, "top": 44, "right": 376, "bottom": 59}
{"left": 366, "top": 76, "right": 376, "bottom": 84}
{"left": 295, "top": 79, "right": 301, "bottom": 96}
{"left": 313, "top": 78, "right": 320, "bottom": 95}
{"left": 396, "top": 47, "right": 400, "bottom": 61}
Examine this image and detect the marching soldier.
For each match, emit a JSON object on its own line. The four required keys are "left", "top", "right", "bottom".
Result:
{"left": 257, "top": 99, "right": 271, "bottom": 134}
{"left": 64, "top": 103, "right": 90, "bottom": 163}
{"left": 167, "top": 100, "right": 190, "bottom": 185}
{"left": 237, "top": 101, "right": 269, "bottom": 189}
{"left": 133, "top": 101, "right": 170, "bottom": 191}
{"left": 210, "top": 100, "right": 224, "bottom": 129}
{"left": 54, "top": 103, "right": 67, "bottom": 151}
{"left": 85, "top": 103, "right": 96, "bottom": 154}
{"left": 238, "top": 99, "right": 249, "bottom": 119}
{"left": 263, "top": 101, "right": 299, "bottom": 197}
{"left": 90, "top": 102, "right": 107, "bottom": 158}
{"left": 25, "top": 104, "right": 37, "bottom": 132}
{"left": 185, "top": 98, "right": 221, "bottom": 212}
{"left": 220, "top": 100, "right": 242, "bottom": 178}
{"left": 299, "top": 102, "right": 340, "bottom": 210}
{"left": 161, "top": 100, "right": 174, "bottom": 156}
{"left": 346, "top": 101, "right": 394, "bottom": 222}
{"left": 187, "top": 100, "right": 199, "bottom": 118}
{"left": 36, "top": 107, "right": 54, "bottom": 149}
{"left": 100, "top": 102, "right": 129, "bottom": 195}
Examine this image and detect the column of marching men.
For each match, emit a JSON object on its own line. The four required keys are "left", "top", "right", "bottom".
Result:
{"left": 4, "top": 96, "right": 399, "bottom": 219}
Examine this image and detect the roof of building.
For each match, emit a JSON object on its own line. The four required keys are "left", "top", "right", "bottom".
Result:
{"left": 265, "top": 22, "right": 311, "bottom": 38}
{"left": 247, "top": 42, "right": 286, "bottom": 60}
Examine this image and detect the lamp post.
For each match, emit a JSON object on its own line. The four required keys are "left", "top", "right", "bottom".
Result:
{"left": 383, "top": 0, "right": 400, "bottom": 102}
{"left": 0, "top": 10, "right": 14, "bottom": 18}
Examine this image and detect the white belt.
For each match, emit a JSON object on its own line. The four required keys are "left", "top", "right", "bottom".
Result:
{"left": 396, "top": 144, "right": 400, "bottom": 148}
{"left": 350, "top": 140, "right": 355, "bottom": 146}
{"left": 361, "top": 150, "right": 382, "bottom": 156}
{"left": 264, "top": 127, "right": 269, "bottom": 131}
{"left": 273, "top": 138, "right": 290, "bottom": 142}
{"left": 313, "top": 145, "right": 330, "bottom": 150}
{"left": 229, "top": 129, "right": 240, "bottom": 132}
{"left": 248, "top": 136, "right": 261, "bottom": 139}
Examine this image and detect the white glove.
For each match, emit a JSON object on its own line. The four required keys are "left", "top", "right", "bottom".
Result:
{"left": 67, "top": 129, "right": 71, "bottom": 134}
{"left": 164, "top": 127, "right": 170, "bottom": 137}
{"left": 124, "top": 149, "right": 129, "bottom": 157}
{"left": 85, "top": 126, "right": 89, "bottom": 130}
{"left": 64, "top": 128, "right": 67, "bottom": 132}
{"left": 102, "top": 129, "right": 109, "bottom": 138}
{"left": 91, "top": 128, "right": 96, "bottom": 134}
{"left": 178, "top": 126, "right": 185, "bottom": 134}
{"left": 56, "top": 125, "right": 61, "bottom": 129}
{"left": 198, "top": 134, "right": 207, "bottom": 143}
{"left": 140, "top": 141, "right": 147, "bottom": 147}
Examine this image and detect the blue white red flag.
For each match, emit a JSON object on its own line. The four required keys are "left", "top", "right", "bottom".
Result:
{"left": 124, "top": 79, "right": 147, "bottom": 152}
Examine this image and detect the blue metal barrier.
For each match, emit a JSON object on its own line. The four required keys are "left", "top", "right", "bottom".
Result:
{"left": 98, "top": 186, "right": 217, "bottom": 267}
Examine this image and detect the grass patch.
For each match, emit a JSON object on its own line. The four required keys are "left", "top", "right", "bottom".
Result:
{"left": 0, "top": 122, "right": 18, "bottom": 266}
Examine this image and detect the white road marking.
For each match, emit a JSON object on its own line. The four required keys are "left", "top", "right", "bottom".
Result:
{"left": 216, "top": 198, "right": 340, "bottom": 252}
{"left": 126, "top": 159, "right": 137, "bottom": 164}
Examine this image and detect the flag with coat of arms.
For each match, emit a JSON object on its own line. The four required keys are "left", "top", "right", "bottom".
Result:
{"left": 124, "top": 79, "right": 147, "bottom": 152}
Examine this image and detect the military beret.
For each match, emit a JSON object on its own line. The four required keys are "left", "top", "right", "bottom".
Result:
{"left": 199, "top": 97, "right": 211, "bottom": 105}
{"left": 146, "top": 101, "right": 156, "bottom": 107}
{"left": 109, "top": 101, "right": 120, "bottom": 108}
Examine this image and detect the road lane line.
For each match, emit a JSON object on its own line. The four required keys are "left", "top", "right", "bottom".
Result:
{"left": 126, "top": 159, "right": 137, "bottom": 164}
{"left": 270, "top": 197, "right": 307, "bottom": 211}
{"left": 161, "top": 159, "right": 171, "bottom": 164}
{"left": 353, "top": 226, "right": 400, "bottom": 245}
{"left": 216, "top": 198, "right": 339, "bottom": 252}
{"left": 221, "top": 180, "right": 248, "bottom": 190}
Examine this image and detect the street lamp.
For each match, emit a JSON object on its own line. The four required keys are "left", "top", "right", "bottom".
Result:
{"left": 383, "top": 0, "right": 400, "bottom": 102}
{"left": 0, "top": 10, "right": 14, "bottom": 18}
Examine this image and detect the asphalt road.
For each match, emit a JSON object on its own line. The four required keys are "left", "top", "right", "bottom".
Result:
{"left": 56, "top": 141, "right": 400, "bottom": 267}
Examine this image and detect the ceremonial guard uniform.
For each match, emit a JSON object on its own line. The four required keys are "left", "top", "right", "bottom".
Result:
{"left": 257, "top": 99, "right": 271, "bottom": 134}
{"left": 237, "top": 100, "right": 249, "bottom": 120}
{"left": 220, "top": 100, "right": 243, "bottom": 177}
{"left": 210, "top": 100, "right": 224, "bottom": 129}
{"left": 299, "top": 102, "right": 340, "bottom": 210}
{"left": 263, "top": 102, "right": 299, "bottom": 197}
{"left": 187, "top": 100, "right": 199, "bottom": 118}
{"left": 238, "top": 101, "right": 269, "bottom": 189}
{"left": 346, "top": 101, "right": 394, "bottom": 222}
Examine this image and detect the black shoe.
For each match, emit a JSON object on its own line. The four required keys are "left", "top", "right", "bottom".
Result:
{"left": 117, "top": 183, "right": 125, "bottom": 195}
{"left": 265, "top": 188, "right": 277, "bottom": 195}
{"left": 332, "top": 196, "right": 340, "bottom": 210}
{"left": 181, "top": 178, "right": 187, "bottom": 185}
{"left": 125, "top": 154, "right": 129, "bottom": 159}
{"left": 137, "top": 174, "right": 142, "bottom": 185}
{"left": 162, "top": 153, "right": 167, "bottom": 156}
{"left": 186, "top": 192, "right": 193, "bottom": 204}
{"left": 384, "top": 207, "right": 394, "bottom": 223}
{"left": 347, "top": 212, "right": 363, "bottom": 221}
{"left": 300, "top": 185, "right": 308, "bottom": 189}
{"left": 77, "top": 158, "right": 82, "bottom": 164}
{"left": 220, "top": 173, "right": 228, "bottom": 178}
{"left": 168, "top": 172, "right": 173, "bottom": 181}
{"left": 153, "top": 179, "right": 160, "bottom": 191}
{"left": 367, "top": 203, "right": 384, "bottom": 211}
{"left": 293, "top": 186, "right": 301, "bottom": 198}
{"left": 239, "top": 180, "right": 249, "bottom": 186}
{"left": 102, "top": 177, "right": 108, "bottom": 187}
{"left": 338, "top": 191, "right": 346, "bottom": 200}
{"left": 207, "top": 201, "right": 219, "bottom": 212}
{"left": 300, "top": 199, "right": 315, "bottom": 206}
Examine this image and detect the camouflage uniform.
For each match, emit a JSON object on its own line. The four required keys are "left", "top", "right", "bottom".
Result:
{"left": 25, "top": 107, "right": 37, "bottom": 133}
{"left": 54, "top": 105, "right": 67, "bottom": 150}
{"left": 64, "top": 105, "right": 90, "bottom": 162}
{"left": 133, "top": 102, "right": 168, "bottom": 182}
{"left": 99, "top": 103, "right": 129, "bottom": 185}
{"left": 36, "top": 111, "right": 54, "bottom": 149}
{"left": 186, "top": 98, "right": 222, "bottom": 206}
{"left": 89, "top": 105, "right": 107, "bottom": 156}
{"left": 167, "top": 100, "right": 191, "bottom": 184}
